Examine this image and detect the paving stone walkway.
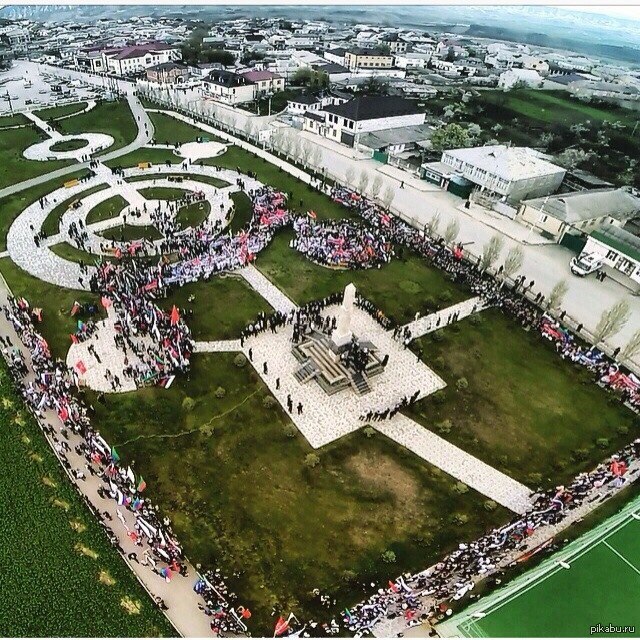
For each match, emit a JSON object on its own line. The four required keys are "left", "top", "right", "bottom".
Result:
{"left": 193, "top": 339, "right": 242, "bottom": 353}
{"left": 237, "top": 265, "right": 296, "bottom": 314}
{"left": 402, "top": 296, "right": 486, "bottom": 340}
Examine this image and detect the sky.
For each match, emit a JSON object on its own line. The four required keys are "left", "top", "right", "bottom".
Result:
{"left": 570, "top": 5, "right": 640, "bottom": 20}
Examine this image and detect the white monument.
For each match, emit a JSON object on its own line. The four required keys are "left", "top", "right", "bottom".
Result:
{"left": 333, "top": 282, "right": 356, "bottom": 347}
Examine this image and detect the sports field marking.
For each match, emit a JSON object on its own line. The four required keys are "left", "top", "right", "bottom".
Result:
{"left": 602, "top": 540, "right": 640, "bottom": 578}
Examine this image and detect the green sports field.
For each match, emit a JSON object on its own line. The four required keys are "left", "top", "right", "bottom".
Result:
{"left": 439, "top": 494, "right": 640, "bottom": 638}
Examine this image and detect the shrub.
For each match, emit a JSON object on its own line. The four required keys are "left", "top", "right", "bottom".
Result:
{"left": 453, "top": 482, "right": 469, "bottom": 494}
{"left": 381, "top": 550, "right": 396, "bottom": 564}
{"left": 284, "top": 424, "right": 297, "bottom": 438}
{"left": 616, "top": 425, "right": 630, "bottom": 436}
{"left": 304, "top": 453, "right": 320, "bottom": 468}
{"left": 456, "top": 377, "right": 469, "bottom": 391}
{"left": 469, "top": 314, "right": 483, "bottom": 326}
{"left": 451, "top": 323, "right": 461, "bottom": 333}
{"left": 214, "top": 387, "right": 226, "bottom": 399}
{"left": 526, "top": 472, "right": 543, "bottom": 486}
{"left": 483, "top": 500, "right": 498, "bottom": 512}
{"left": 341, "top": 570, "right": 357, "bottom": 583}
{"left": 572, "top": 448, "right": 590, "bottom": 462}
{"left": 451, "top": 513, "right": 469, "bottom": 526}
{"left": 434, "top": 356, "right": 446, "bottom": 370}
{"left": 363, "top": 426, "right": 375, "bottom": 438}
{"left": 595, "top": 437, "right": 610, "bottom": 450}
{"left": 432, "top": 390, "right": 447, "bottom": 405}
{"left": 263, "top": 395, "right": 277, "bottom": 409}
{"left": 436, "top": 419, "right": 452, "bottom": 434}
{"left": 182, "top": 396, "right": 196, "bottom": 411}
{"left": 431, "top": 330, "right": 445, "bottom": 343}
{"left": 439, "top": 290, "right": 453, "bottom": 303}
{"left": 498, "top": 454, "right": 509, "bottom": 467}
{"left": 234, "top": 353, "right": 247, "bottom": 367}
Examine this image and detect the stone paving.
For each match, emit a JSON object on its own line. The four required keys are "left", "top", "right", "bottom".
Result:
{"left": 403, "top": 296, "right": 486, "bottom": 340}
{"left": 237, "top": 265, "right": 295, "bottom": 314}
{"left": 376, "top": 414, "right": 532, "bottom": 513}
{"left": 194, "top": 339, "right": 242, "bottom": 353}
{"left": 178, "top": 140, "right": 228, "bottom": 162}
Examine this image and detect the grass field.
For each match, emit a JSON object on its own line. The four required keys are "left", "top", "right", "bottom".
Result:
{"left": 41, "top": 184, "right": 109, "bottom": 237}
{"left": 105, "top": 147, "right": 177, "bottom": 169}
{"left": 0, "top": 361, "right": 173, "bottom": 637}
{"left": 85, "top": 195, "right": 128, "bottom": 225}
{"left": 176, "top": 200, "right": 211, "bottom": 228}
{"left": 439, "top": 492, "right": 640, "bottom": 638}
{"left": 256, "top": 229, "right": 467, "bottom": 323}
{"left": 50, "top": 138, "right": 88, "bottom": 152}
{"left": 50, "top": 241, "right": 104, "bottom": 265}
{"left": 0, "top": 126, "right": 74, "bottom": 189}
{"left": 99, "top": 224, "right": 163, "bottom": 242}
{"left": 148, "top": 111, "right": 218, "bottom": 145}
{"left": 85, "top": 352, "right": 509, "bottom": 634}
{"left": 0, "top": 112, "right": 29, "bottom": 127}
{"left": 127, "top": 173, "right": 230, "bottom": 189}
{"left": 406, "top": 309, "right": 636, "bottom": 486}
{"left": 138, "top": 186, "right": 187, "bottom": 201}
{"left": 35, "top": 101, "right": 88, "bottom": 121}
{"left": 56, "top": 100, "right": 137, "bottom": 155}
{"left": 229, "top": 191, "right": 253, "bottom": 233}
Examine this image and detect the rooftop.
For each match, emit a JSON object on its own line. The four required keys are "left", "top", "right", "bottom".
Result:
{"left": 323, "top": 95, "right": 422, "bottom": 122}
{"left": 241, "top": 70, "right": 282, "bottom": 82}
{"left": 591, "top": 223, "right": 640, "bottom": 263}
{"left": 205, "top": 69, "right": 251, "bottom": 88}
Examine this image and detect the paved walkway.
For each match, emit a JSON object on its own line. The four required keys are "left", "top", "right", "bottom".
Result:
{"left": 377, "top": 414, "right": 532, "bottom": 513}
{"left": 238, "top": 265, "right": 296, "bottom": 314}
{"left": 194, "top": 339, "right": 242, "bottom": 353}
{"left": 402, "top": 296, "right": 485, "bottom": 340}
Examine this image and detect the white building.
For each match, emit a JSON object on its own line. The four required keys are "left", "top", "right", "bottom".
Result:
{"left": 498, "top": 68, "right": 543, "bottom": 89}
{"left": 202, "top": 70, "right": 256, "bottom": 105}
{"left": 441, "top": 145, "right": 566, "bottom": 203}
{"left": 394, "top": 52, "right": 433, "bottom": 69}
{"left": 75, "top": 42, "right": 181, "bottom": 76}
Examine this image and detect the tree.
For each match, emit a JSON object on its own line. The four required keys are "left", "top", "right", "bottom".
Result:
{"left": 443, "top": 219, "right": 460, "bottom": 246}
{"left": 547, "top": 279, "right": 569, "bottom": 311}
{"left": 370, "top": 175, "right": 383, "bottom": 200}
{"left": 381, "top": 185, "right": 395, "bottom": 210}
{"left": 311, "top": 146, "right": 323, "bottom": 170}
{"left": 593, "top": 299, "right": 631, "bottom": 345}
{"left": 430, "top": 123, "right": 470, "bottom": 152}
{"left": 620, "top": 329, "right": 640, "bottom": 361}
{"left": 479, "top": 234, "right": 505, "bottom": 272}
{"left": 359, "top": 76, "right": 389, "bottom": 95}
{"left": 291, "top": 67, "right": 329, "bottom": 88}
{"left": 502, "top": 245, "right": 524, "bottom": 280}
{"left": 467, "top": 123, "right": 482, "bottom": 139}
{"left": 555, "top": 148, "right": 595, "bottom": 169}
{"left": 344, "top": 166, "right": 356, "bottom": 189}
{"left": 357, "top": 170, "right": 370, "bottom": 194}
{"left": 304, "top": 453, "right": 320, "bottom": 468}
{"left": 300, "top": 140, "right": 313, "bottom": 167}
{"left": 200, "top": 48, "right": 236, "bottom": 65}
{"left": 426, "top": 211, "right": 441, "bottom": 237}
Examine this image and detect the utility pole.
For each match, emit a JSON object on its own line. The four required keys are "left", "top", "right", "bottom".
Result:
{"left": 6, "top": 90, "right": 14, "bottom": 115}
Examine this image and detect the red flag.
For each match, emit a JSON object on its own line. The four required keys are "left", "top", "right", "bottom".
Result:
{"left": 308, "top": 210, "right": 317, "bottom": 219}
{"left": 58, "top": 405, "right": 69, "bottom": 422}
{"left": 101, "top": 296, "right": 112, "bottom": 309}
{"left": 274, "top": 616, "right": 289, "bottom": 637}
{"left": 75, "top": 360, "right": 87, "bottom": 374}
{"left": 115, "top": 248, "right": 122, "bottom": 259}
{"left": 388, "top": 580, "right": 399, "bottom": 593}
{"left": 70, "top": 302, "right": 80, "bottom": 316}
{"left": 170, "top": 305, "right": 180, "bottom": 326}
{"left": 70, "top": 334, "right": 79, "bottom": 344}
{"left": 241, "top": 608, "right": 252, "bottom": 619}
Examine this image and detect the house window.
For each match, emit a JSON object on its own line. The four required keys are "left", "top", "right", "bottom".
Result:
{"left": 617, "top": 257, "right": 636, "bottom": 276}
{"left": 606, "top": 249, "right": 618, "bottom": 261}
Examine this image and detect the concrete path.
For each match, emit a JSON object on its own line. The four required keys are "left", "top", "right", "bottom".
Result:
{"left": 377, "top": 414, "right": 532, "bottom": 514}
{"left": 238, "top": 265, "right": 296, "bottom": 314}
{"left": 402, "top": 296, "right": 485, "bottom": 340}
{"left": 194, "top": 339, "right": 242, "bottom": 353}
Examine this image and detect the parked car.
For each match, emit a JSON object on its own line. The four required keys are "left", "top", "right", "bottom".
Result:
{"left": 570, "top": 253, "right": 603, "bottom": 277}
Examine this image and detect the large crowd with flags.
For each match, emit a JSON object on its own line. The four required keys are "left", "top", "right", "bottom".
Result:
{"left": 2, "top": 168, "right": 640, "bottom": 637}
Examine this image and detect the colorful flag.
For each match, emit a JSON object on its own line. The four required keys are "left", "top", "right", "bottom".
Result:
{"left": 170, "top": 305, "right": 180, "bottom": 326}
{"left": 101, "top": 296, "right": 112, "bottom": 309}
{"left": 111, "top": 446, "right": 120, "bottom": 463}
{"left": 70, "top": 302, "right": 81, "bottom": 316}
{"left": 274, "top": 616, "right": 289, "bottom": 637}
{"left": 75, "top": 360, "right": 87, "bottom": 374}
{"left": 137, "top": 477, "right": 147, "bottom": 492}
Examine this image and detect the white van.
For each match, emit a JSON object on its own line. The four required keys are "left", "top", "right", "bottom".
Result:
{"left": 570, "top": 253, "right": 602, "bottom": 277}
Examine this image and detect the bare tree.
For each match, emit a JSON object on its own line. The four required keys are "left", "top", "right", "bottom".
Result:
{"left": 358, "top": 170, "right": 370, "bottom": 194}
{"left": 227, "top": 114, "right": 237, "bottom": 134}
{"left": 300, "top": 140, "right": 313, "bottom": 168}
{"left": 443, "top": 219, "right": 460, "bottom": 246}
{"left": 370, "top": 175, "right": 383, "bottom": 200}
{"left": 479, "top": 234, "right": 505, "bottom": 272}
{"left": 620, "top": 329, "right": 640, "bottom": 362}
{"left": 501, "top": 245, "right": 524, "bottom": 280}
{"left": 290, "top": 136, "right": 302, "bottom": 163}
{"left": 546, "top": 279, "right": 569, "bottom": 311}
{"left": 426, "top": 211, "right": 441, "bottom": 238}
{"left": 381, "top": 185, "right": 395, "bottom": 210}
{"left": 344, "top": 166, "right": 356, "bottom": 189}
{"left": 593, "top": 299, "right": 631, "bottom": 345}
{"left": 311, "top": 146, "right": 323, "bottom": 171}
{"left": 243, "top": 119, "right": 254, "bottom": 140}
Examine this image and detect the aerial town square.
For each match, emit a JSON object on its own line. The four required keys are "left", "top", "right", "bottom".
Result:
{"left": 0, "top": 2, "right": 639, "bottom": 639}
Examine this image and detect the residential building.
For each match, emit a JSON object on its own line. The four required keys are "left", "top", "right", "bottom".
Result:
{"left": 344, "top": 48, "right": 395, "bottom": 71}
{"left": 203, "top": 69, "right": 256, "bottom": 105}
{"left": 240, "top": 70, "right": 284, "bottom": 95}
{"left": 498, "top": 68, "right": 543, "bottom": 89}
{"left": 302, "top": 95, "right": 425, "bottom": 146}
{"left": 441, "top": 145, "right": 566, "bottom": 203}
{"left": 75, "top": 42, "right": 181, "bottom": 76}
{"left": 516, "top": 188, "right": 640, "bottom": 242}
{"left": 146, "top": 61, "right": 189, "bottom": 84}
{"left": 394, "top": 52, "right": 433, "bottom": 69}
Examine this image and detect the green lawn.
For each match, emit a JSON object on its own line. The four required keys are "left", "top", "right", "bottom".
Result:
{"left": 0, "top": 170, "right": 90, "bottom": 249}
{"left": 35, "top": 101, "right": 88, "bottom": 121}
{"left": 86, "top": 352, "right": 508, "bottom": 635}
{"left": 138, "top": 186, "right": 187, "bottom": 201}
{"left": 0, "top": 126, "right": 74, "bottom": 189}
{"left": 86, "top": 195, "right": 128, "bottom": 225}
{"left": 41, "top": 184, "right": 109, "bottom": 237}
{"left": 163, "top": 274, "right": 272, "bottom": 340}
{"left": 0, "top": 112, "right": 29, "bottom": 127}
{"left": 127, "top": 173, "right": 230, "bottom": 189}
{"left": 256, "top": 230, "right": 468, "bottom": 324}
{"left": 99, "top": 224, "right": 163, "bottom": 242}
{"left": 0, "top": 257, "right": 101, "bottom": 360}
{"left": 0, "top": 362, "right": 174, "bottom": 637}
{"left": 148, "top": 112, "right": 216, "bottom": 145}
{"left": 104, "top": 147, "right": 177, "bottom": 169}
{"left": 175, "top": 200, "right": 210, "bottom": 229}
{"left": 229, "top": 191, "right": 253, "bottom": 233}
{"left": 56, "top": 100, "right": 137, "bottom": 155}
{"left": 50, "top": 241, "right": 102, "bottom": 265}
{"left": 406, "top": 309, "right": 637, "bottom": 486}
{"left": 50, "top": 138, "right": 88, "bottom": 152}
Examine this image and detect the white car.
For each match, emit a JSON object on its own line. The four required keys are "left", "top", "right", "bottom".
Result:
{"left": 570, "top": 253, "right": 602, "bottom": 277}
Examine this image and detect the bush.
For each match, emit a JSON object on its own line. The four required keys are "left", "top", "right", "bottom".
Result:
{"left": 214, "top": 386, "right": 226, "bottom": 399}
{"left": 432, "top": 390, "right": 447, "bottom": 405}
{"left": 498, "top": 454, "right": 509, "bottom": 467}
{"left": 439, "top": 290, "right": 453, "bottom": 303}
{"left": 456, "top": 377, "right": 469, "bottom": 391}
{"left": 469, "top": 314, "right": 483, "bottom": 326}
{"left": 572, "top": 448, "right": 590, "bottom": 462}
{"left": 304, "top": 453, "right": 320, "bottom": 468}
{"left": 284, "top": 424, "right": 297, "bottom": 438}
{"left": 434, "top": 356, "right": 446, "bottom": 370}
{"left": 616, "top": 425, "right": 630, "bottom": 436}
{"left": 436, "top": 419, "right": 452, "bottom": 434}
{"left": 234, "top": 353, "right": 247, "bottom": 367}
{"left": 341, "top": 570, "right": 357, "bottom": 583}
{"left": 453, "top": 482, "right": 469, "bottom": 494}
{"left": 595, "top": 437, "right": 610, "bottom": 450}
{"left": 526, "top": 472, "right": 543, "bottom": 486}
{"left": 263, "top": 395, "right": 277, "bottom": 409}
{"left": 182, "top": 396, "right": 196, "bottom": 411}
{"left": 451, "top": 513, "right": 469, "bottom": 526}
{"left": 363, "top": 426, "right": 375, "bottom": 438}
{"left": 431, "top": 330, "right": 445, "bottom": 343}
{"left": 451, "top": 323, "right": 461, "bottom": 333}
{"left": 483, "top": 500, "right": 498, "bottom": 512}
{"left": 381, "top": 550, "right": 396, "bottom": 564}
